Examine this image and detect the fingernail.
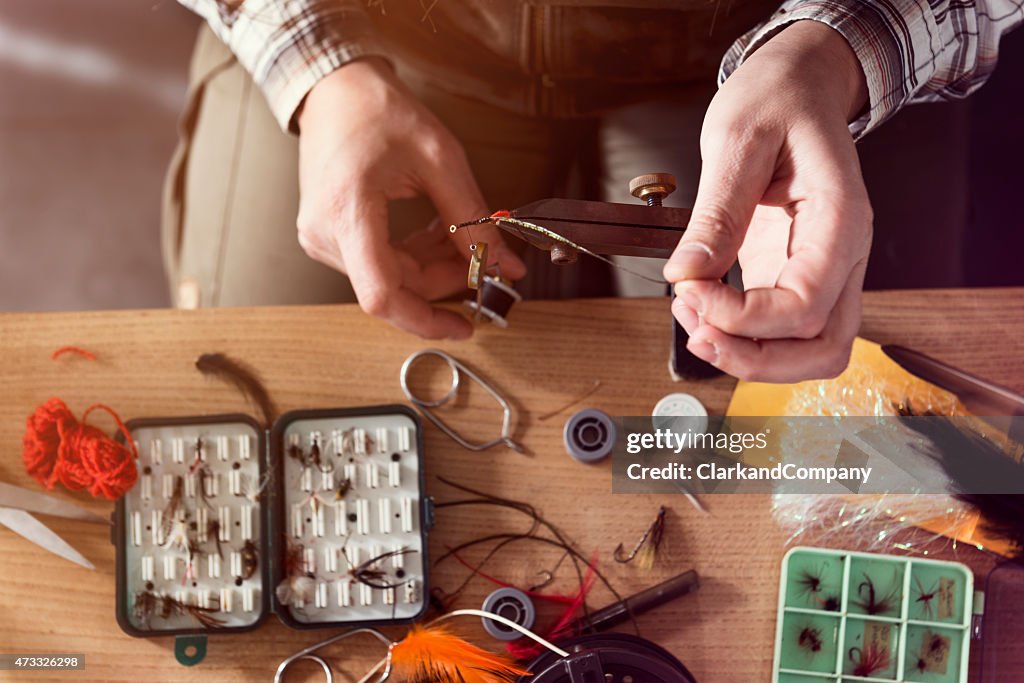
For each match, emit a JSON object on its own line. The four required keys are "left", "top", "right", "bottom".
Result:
{"left": 674, "top": 242, "right": 713, "bottom": 271}
{"left": 674, "top": 285, "right": 703, "bottom": 317}
{"left": 688, "top": 337, "right": 719, "bottom": 365}
{"left": 672, "top": 300, "right": 699, "bottom": 333}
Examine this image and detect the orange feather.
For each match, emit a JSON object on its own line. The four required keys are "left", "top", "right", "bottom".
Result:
{"left": 390, "top": 624, "right": 531, "bottom": 682}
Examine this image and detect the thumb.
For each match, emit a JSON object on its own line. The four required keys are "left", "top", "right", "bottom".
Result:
{"left": 664, "top": 131, "right": 776, "bottom": 282}
{"left": 420, "top": 140, "right": 527, "bottom": 280}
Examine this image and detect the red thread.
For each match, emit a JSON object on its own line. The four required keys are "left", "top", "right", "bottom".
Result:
{"left": 490, "top": 210, "right": 511, "bottom": 219}
{"left": 447, "top": 547, "right": 596, "bottom": 659}
{"left": 22, "top": 398, "right": 138, "bottom": 500}
{"left": 507, "top": 557, "right": 596, "bottom": 660}
{"left": 51, "top": 346, "right": 97, "bottom": 361}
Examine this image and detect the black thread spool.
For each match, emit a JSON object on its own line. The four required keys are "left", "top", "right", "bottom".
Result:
{"left": 464, "top": 275, "right": 521, "bottom": 328}
{"left": 520, "top": 633, "right": 698, "bottom": 683}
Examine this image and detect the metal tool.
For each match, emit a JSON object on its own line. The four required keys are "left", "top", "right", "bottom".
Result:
{"left": 275, "top": 609, "right": 568, "bottom": 683}
{"left": 274, "top": 628, "right": 392, "bottom": 683}
{"left": 0, "top": 481, "right": 107, "bottom": 569}
{"left": 400, "top": 349, "right": 525, "bottom": 453}
{"left": 499, "top": 173, "right": 688, "bottom": 264}
{"left": 476, "top": 173, "right": 718, "bottom": 379}
{"left": 882, "top": 344, "right": 1024, "bottom": 441}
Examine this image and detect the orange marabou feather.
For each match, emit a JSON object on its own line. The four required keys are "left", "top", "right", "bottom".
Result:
{"left": 390, "top": 625, "right": 532, "bottom": 682}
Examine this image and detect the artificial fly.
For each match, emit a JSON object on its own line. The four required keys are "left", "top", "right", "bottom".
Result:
{"left": 796, "top": 565, "right": 826, "bottom": 598}
{"left": 288, "top": 436, "right": 334, "bottom": 474}
{"left": 133, "top": 589, "right": 224, "bottom": 630}
{"left": 276, "top": 542, "right": 316, "bottom": 607}
{"left": 853, "top": 572, "right": 901, "bottom": 616}
{"left": 796, "top": 564, "right": 840, "bottom": 610}
{"left": 347, "top": 546, "right": 414, "bottom": 590}
{"left": 614, "top": 505, "right": 666, "bottom": 570}
{"left": 241, "top": 539, "right": 259, "bottom": 580}
{"left": 451, "top": 213, "right": 665, "bottom": 285}
{"left": 339, "top": 427, "right": 375, "bottom": 458}
{"left": 797, "top": 625, "right": 824, "bottom": 656}
{"left": 914, "top": 576, "right": 939, "bottom": 619}
{"left": 162, "top": 475, "right": 184, "bottom": 540}
{"left": 849, "top": 644, "right": 891, "bottom": 677}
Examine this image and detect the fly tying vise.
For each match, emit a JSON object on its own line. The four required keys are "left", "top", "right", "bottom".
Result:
{"left": 452, "top": 211, "right": 666, "bottom": 284}
{"left": 400, "top": 349, "right": 525, "bottom": 453}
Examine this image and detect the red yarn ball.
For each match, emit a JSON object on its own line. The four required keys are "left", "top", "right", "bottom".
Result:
{"left": 22, "top": 398, "right": 137, "bottom": 501}
{"left": 23, "top": 397, "right": 76, "bottom": 488}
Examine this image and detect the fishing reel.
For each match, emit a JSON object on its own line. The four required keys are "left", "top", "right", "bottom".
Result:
{"left": 521, "top": 633, "right": 698, "bottom": 683}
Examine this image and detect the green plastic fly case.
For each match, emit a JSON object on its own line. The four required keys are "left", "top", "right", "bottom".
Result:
{"left": 772, "top": 547, "right": 973, "bottom": 683}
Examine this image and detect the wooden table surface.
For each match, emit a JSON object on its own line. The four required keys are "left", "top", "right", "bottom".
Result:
{"left": 0, "top": 288, "right": 1021, "bottom": 682}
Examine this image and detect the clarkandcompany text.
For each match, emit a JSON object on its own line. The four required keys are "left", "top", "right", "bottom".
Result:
{"left": 626, "top": 462, "right": 873, "bottom": 486}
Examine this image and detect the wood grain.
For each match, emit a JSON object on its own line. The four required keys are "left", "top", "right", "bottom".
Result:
{"left": 0, "top": 289, "right": 1020, "bottom": 682}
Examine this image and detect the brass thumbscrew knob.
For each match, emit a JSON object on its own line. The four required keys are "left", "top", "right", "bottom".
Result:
{"left": 629, "top": 173, "right": 677, "bottom": 207}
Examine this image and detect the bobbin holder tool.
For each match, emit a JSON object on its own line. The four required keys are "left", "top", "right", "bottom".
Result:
{"left": 111, "top": 406, "right": 433, "bottom": 665}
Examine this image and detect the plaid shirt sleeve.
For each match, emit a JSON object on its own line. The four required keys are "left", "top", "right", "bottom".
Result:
{"left": 720, "top": 0, "right": 1024, "bottom": 138}
{"left": 178, "top": 0, "right": 386, "bottom": 133}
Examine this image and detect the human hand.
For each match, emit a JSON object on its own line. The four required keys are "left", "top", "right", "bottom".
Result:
{"left": 296, "top": 58, "right": 526, "bottom": 339}
{"left": 665, "top": 21, "right": 872, "bottom": 382}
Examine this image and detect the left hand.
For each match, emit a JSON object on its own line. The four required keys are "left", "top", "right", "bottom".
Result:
{"left": 665, "top": 20, "right": 873, "bottom": 382}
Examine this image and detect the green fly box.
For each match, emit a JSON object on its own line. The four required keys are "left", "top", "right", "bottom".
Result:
{"left": 773, "top": 547, "right": 973, "bottom": 683}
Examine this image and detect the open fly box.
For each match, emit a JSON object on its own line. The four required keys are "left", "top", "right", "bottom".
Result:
{"left": 111, "top": 405, "right": 431, "bottom": 664}
{"left": 773, "top": 547, "right": 974, "bottom": 683}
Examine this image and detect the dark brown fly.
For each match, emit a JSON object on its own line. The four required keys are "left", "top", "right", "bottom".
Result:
{"left": 798, "top": 625, "right": 823, "bottom": 654}
{"left": 914, "top": 576, "right": 939, "bottom": 619}
{"left": 134, "top": 590, "right": 224, "bottom": 630}
{"left": 348, "top": 547, "right": 414, "bottom": 590}
{"left": 241, "top": 539, "right": 259, "bottom": 580}
{"left": 162, "top": 475, "right": 184, "bottom": 539}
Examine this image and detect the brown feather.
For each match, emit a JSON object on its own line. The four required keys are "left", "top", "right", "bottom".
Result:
{"left": 195, "top": 352, "right": 276, "bottom": 427}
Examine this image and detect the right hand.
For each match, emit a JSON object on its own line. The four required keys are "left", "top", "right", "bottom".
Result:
{"left": 664, "top": 21, "right": 873, "bottom": 382}
{"left": 296, "top": 58, "right": 526, "bottom": 339}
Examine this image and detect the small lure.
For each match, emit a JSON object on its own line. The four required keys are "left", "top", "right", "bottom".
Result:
{"left": 614, "top": 506, "right": 666, "bottom": 570}
{"left": 349, "top": 546, "right": 414, "bottom": 590}
{"left": 798, "top": 626, "right": 823, "bottom": 655}
{"left": 849, "top": 644, "right": 891, "bottom": 677}
{"left": 241, "top": 539, "right": 259, "bottom": 580}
